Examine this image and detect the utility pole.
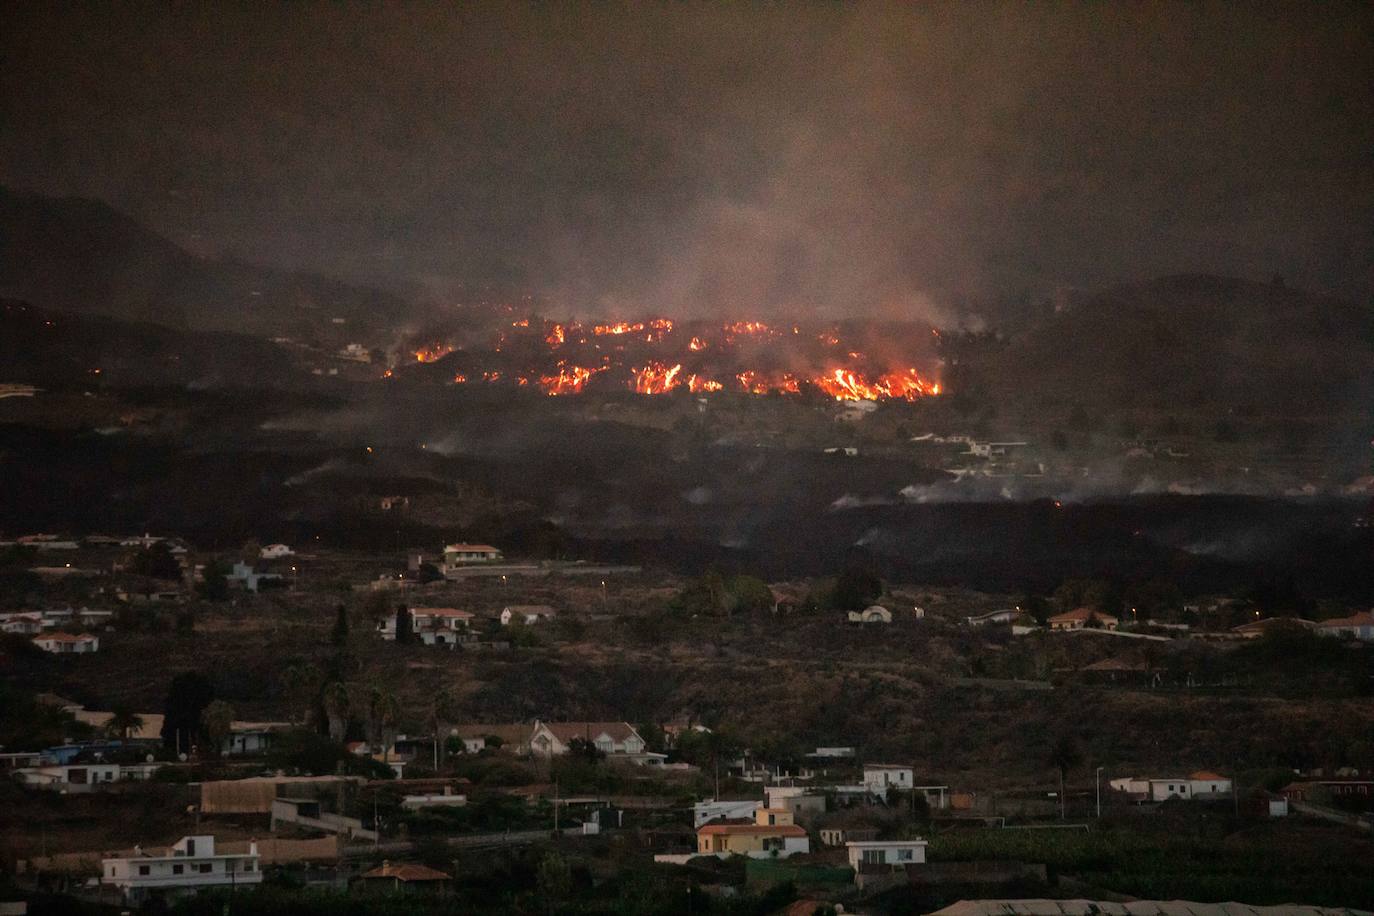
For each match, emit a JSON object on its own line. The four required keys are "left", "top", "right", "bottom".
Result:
{"left": 1096, "top": 767, "right": 1103, "bottom": 818}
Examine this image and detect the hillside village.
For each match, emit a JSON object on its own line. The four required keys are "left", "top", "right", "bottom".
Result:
{"left": 3, "top": 532, "right": 1374, "bottom": 913}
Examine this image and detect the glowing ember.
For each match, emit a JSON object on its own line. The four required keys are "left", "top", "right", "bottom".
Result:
{"left": 688, "top": 336, "right": 707, "bottom": 351}
{"left": 736, "top": 370, "right": 800, "bottom": 394}
{"left": 540, "top": 362, "right": 603, "bottom": 396}
{"left": 594, "top": 322, "right": 645, "bottom": 336}
{"left": 511, "top": 318, "right": 530, "bottom": 328}
{"left": 545, "top": 323, "right": 566, "bottom": 346}
{"left": 414, "top": 344, "right": 454, "bottom": 363}
{"left": 452, "top": 372, "right": 467, "bottom": 384}
{"left": 631, "top": 361, "right": 683, "bottom": 394}
{"left": 724, "top": 321, "right": 770, "bottom": 336}
{"left": 688, "top": 374, "right": 723, "bottom": 393}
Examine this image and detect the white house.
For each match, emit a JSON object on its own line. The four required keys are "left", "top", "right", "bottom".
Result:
{"left": 102, "top": 835, "right": 261, "bottom": 905}
{"left": 442, "top": 543, "right": 503, "bottom": 570}
{"left": 222, "top": 721, "right": 292, "bottom": 756}
{"left": 863, "top": 764, "right": 914, "bottom": 793}
{"left": 1110, "top": 771, "right": 1232, "bottom": 801}
{"left": 32, "top": 632, "right": 99, "bottom": 654}
{"left": 529, "top": 721, "right": 646, "bottom": 759}
{"left": 258, "top": 543, "right": 294, "bottom": 560}
{"left": 0, "top": 612, "right": 45, "bottom": 634}
{"left": 764, "top": 785, "right": 826, "bottom": 819}
{"left": 377, "top": 607, "right": 475, "bottom": 647}
{"left": 16, "top": 762, "right": 160, "bottom": 791}
{"left": 693, "top": 799, "right": 761, "bottom": 828}
{"left": 693, "top": 807, "right": 810, "bottom": 859}
{"left": 965, "top": 609, "right": 1019, "bottom": 626}
{"left": 846, "top": 839, "right": 928, "bottom": 871}
{"left": 227, "top": 563, "right": 283, "bottom": 593}
{"left": 1048, "top": 608, "right": 1119, "bottom": 631}
{"left": 848, "top": 605, "right": 892, "bottom": 624}
{"left": 1316, "top": 611, "right": 1374, "bottom": 642}
{"left": 500, "top": 605, "right": 557, "bottom": 626}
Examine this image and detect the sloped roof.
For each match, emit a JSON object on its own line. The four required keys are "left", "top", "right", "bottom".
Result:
{"left": 444, "top": 543, "right": 500, "bottom": 552}
{"left": 503, "top": 604, "right": 556, "bottom": 614}
{"left": 698, "top": 823, "right": 807, "bottom": 837}
{"left": 360, "top": 861, "right": 452, "bottom": 882}
{"left": 1049, "top": 607, "right": 1117, "bottom": 623}
{"left": 412, "top": 607, "right": 473, "bottom": 618}
{"left": 1317, "top": 611, "right": 1374, "bottom": 628}
{"left": 537, "top": 721, "right": 641, "bottom": 744}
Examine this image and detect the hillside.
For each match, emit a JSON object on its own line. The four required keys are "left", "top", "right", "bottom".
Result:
{"left": 0, "top": 186, "right": 414, "bottom": 343}
{"left": 0, "top": 299, "right": 310, "bottom": 391}
{"left": 966, "top": 275, "right": 1374, "bottom": 417}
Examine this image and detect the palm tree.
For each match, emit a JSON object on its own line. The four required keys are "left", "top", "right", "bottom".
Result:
{"left": 323, "top": 682, "right": 351, "bottom": 743}
{"left": 1049, "top": 734, "right": 1083, "bottom": 820}
{"left": 429, "top": 687, "right": 462, "bottom": 769}
{"left": 106, "top": 707, "right": 144, "bottom": 739}
{"left": 201, "top": 700, "right": 236, "bottom": 756}
{"left": 281, "top": 662, "right": 323, "bottom": 725}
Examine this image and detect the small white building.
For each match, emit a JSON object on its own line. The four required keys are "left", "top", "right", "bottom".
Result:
{"left": 442, "top": 543, "right": 503, "bottom": 570}
{"left": 222, "top": 722, "right": 292, "bottom": 756}
{"left": 529, "top": 721, "right": 646, "bottom": 759}
{"left": 693, "top": 799, "right": 761, "bottom": 828}
{"left": 863, "top": 764, "right": 914, "bottom": 794}
{"left": 377, "top": 607, "right": 474, "bottom": 648}
{"left": 32, "top": 632, "right": 99, "bottom": 654}
{"left": 1110, "top": 771, "right": 1232, "bottom": 801}
{"left": 1316, "top": 611, "right": 1374, "bottom": 642}
{"left": 846, "top": 839, "right": 928, "bottom": 871}
{"left": 258, "top": 543, "right": 294, "bottom": 559}
{"left": 965, "top": 609, "right": 1019, "bottom": 627}
{"left": 16, "top": 762, "right": 160, "bottom": 791}
{"left": 764, "top": 785, "right": 826, "bottom": 819}
{"left": 848, "top": 605, "right": 892, "bottom": 624}
{"left": 102, "top": 835, "right": 261, "bottom": 905}
{"left": 500, "top": 605, "right": 557, "bottom": 626}
{"left": 0, "top": 613, "right": 45, "bottom": 634}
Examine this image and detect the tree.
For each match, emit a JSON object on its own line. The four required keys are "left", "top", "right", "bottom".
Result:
{"left": 416, "top": 562, "right": 444, "bottom": 584}
{"left": 106, "top": 706, "right": 144, "bottom": 739}
{"left": 323, "top": 682, "right": 351, "bottom": 743}
{"left": 131, "top": 542, "right": 182, "bottom": 580}
{"left": 331, "top": 604, "right": 350, "bottom": 646}
{"left": 536, "top": 851, "right": 572, "bottom": 915}
{"left": 1049, "top": 734, "right": 1083, "bottom": 820}
{"left": 161, "top": 671, "right": 214, "bottom": 754}
{"left": 281, "top": 662, "right": 323, "bottom": 724}
{"left": 394, "top": 605, "right": 413, "bottom": 643}
{"left": 201, "top": 700, "right": 236, "bottom": 756}
{"left": 199, "top": 559, "right": 231, "bottom": 601}
{"left": 828, "top": 566, "right": 883, "bottom": 611}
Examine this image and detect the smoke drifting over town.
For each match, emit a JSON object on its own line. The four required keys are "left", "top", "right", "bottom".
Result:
{"left": 3, "top": 3, "right": 1371, "bottom": 318}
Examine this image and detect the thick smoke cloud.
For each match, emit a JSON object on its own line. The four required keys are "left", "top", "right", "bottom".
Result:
{"left": 3, "top": 3, "right": 1370, "bottom": 316}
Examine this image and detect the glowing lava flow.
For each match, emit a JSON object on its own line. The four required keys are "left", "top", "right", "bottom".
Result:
{"left": 539, "top": 363, "right": 603, "bottom": 396}
{"left": 414, "top": 344, "right": 454, "bottom": 363}
{"left": 631, "top": 361, "right": 683, "bottom": 394}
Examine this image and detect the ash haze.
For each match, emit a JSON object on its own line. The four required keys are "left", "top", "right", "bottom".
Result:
{"left": 2, "top": 2, "right": 1371, "bottom": 320}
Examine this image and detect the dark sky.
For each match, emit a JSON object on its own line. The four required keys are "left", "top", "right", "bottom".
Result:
{"left": 3, "top": 2, "right": 1371, "bottom": 318}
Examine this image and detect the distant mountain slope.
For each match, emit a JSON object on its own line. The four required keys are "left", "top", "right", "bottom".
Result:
{"left": 967, "top": 275, "right": 1374, "bottom": 415}
{"left": 0, "top": 298, "right": 307, "bottom": 390}
{"left": 0, "top": 186, "right": 413, "bottom": 342}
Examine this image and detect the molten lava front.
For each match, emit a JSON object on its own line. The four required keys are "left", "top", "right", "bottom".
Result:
{"left": 402, "top": 315, "right": 943, "bottom": 401}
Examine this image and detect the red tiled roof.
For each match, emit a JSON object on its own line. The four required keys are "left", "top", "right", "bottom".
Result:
{"left": 360, "top": 861, "right": 452, "bottom": 882}
{"left": 1317, "top": 611, "right": 1374, "bottom": 628}
{"left": 698, "top": 823, "right": 807, "bottom": 837}
{"left": 413, "top": 607, "right": 473, "bottom": 618}
{"left": 35, "top": 632, "right": 96, "bottom": 643}
{"left": 445, "top": 544, "right": 499, "bottom": 553}
{"left": 1049, "top": 607, "right": 1117, "bottom": 623}
{"left": 1189, "top": 770, "right": 1226, "bottom": 780}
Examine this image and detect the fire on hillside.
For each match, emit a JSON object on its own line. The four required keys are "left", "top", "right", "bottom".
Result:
{"left": 396, "top": 317, "right": 944, "bottom": 401}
